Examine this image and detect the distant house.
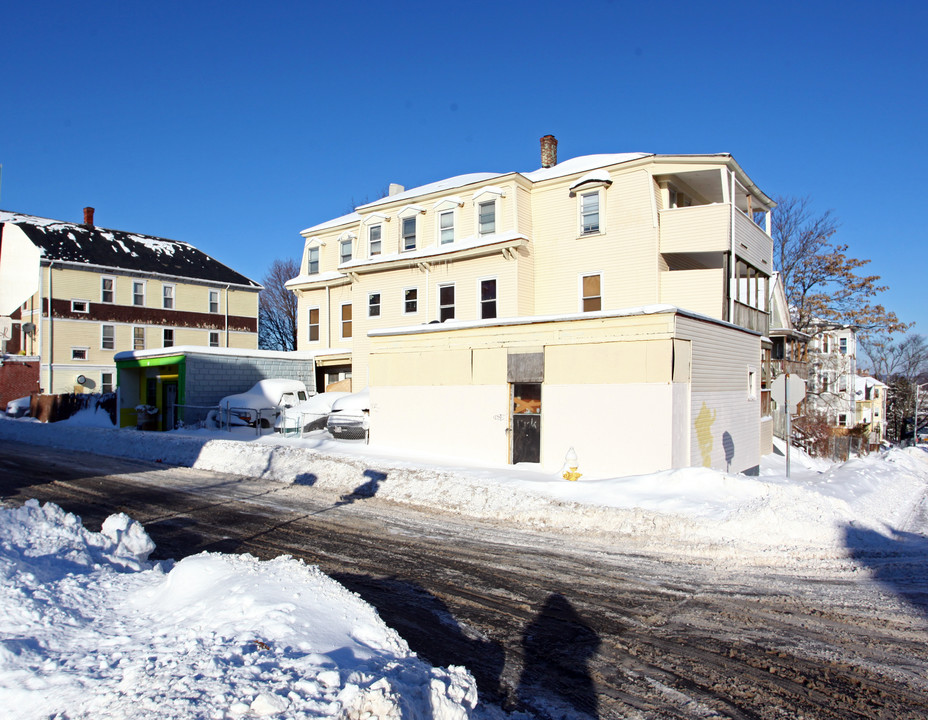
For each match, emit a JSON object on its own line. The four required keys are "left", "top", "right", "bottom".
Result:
{"left": 288, "top": 137, "right": 778, "bottom": 477}
{"left": 805, "top": 321, "right": 858, "bottom": 428}
{"left": 0, "top": 208, "right": 261, "bottom": 399}
{"left": 854, "top": 375, "right": 888, "bottom": 446}
{"left": 766, "top": 273, "right": 811, "bottom": 439}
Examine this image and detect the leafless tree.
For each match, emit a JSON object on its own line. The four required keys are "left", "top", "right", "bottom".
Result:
{"left": 258, "top": 258, "right": 299, "bottom": 351}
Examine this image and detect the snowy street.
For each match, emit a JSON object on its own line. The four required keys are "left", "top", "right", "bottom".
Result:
{"left": 3, "top": 426, "right": 928, "bottom": 718}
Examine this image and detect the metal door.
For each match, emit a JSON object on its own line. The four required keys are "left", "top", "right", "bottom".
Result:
{"left": 163, "top": 382, "right": 178, "bottom": 431}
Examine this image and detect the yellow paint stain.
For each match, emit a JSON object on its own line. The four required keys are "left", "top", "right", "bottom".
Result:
{"left": 695, "top": 402, "right": 716, "bottom": 467}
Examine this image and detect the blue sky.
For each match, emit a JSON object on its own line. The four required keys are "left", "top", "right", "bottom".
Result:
{"left": 2, "top": 1, "right": 925, "bottom": 349}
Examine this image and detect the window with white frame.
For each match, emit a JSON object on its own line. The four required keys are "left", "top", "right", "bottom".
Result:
{"left": 368, "top": 292, "right": 381, "bottom": 318}
{"left": 133, "top": 281, "right": 145, "bottom": 306}
{"left": 101, "top": 277, "right": 115, "bottom": 303}
{"left": 308, "top": 247, "right": 320, "bottom": 274}
{"left": 209, "top": 331, "right": 220, "bottom": 348}
{"left": 439, "top": 210, "right": 454, "bottom": 244}
{"left": 101, "top": 372, "right": 114, "bottom": 394}
{"left": 209, "top": 290, "right": 220, "bottom": 314}
{"left": 133, "top": 327, "right": 145, "bottom": 350}
{"left": 580, "top": 191, "right": 600, "bottom": 234}
{"left": 101, "top": 324, "right": 115, "bottom": 350}
{"left": 71, "top": 347, "right": 88, "bottom": 361}
{"left": 369, "top": 225, "right": 382, "bottom": 256}
{"left": 478, "top": 201, "right": 496, "bottom": 236}
{"left": 404, "top": 288, "right": 418, "bottom": 314}
{"left": 340, "top": 239, "right": 352, "bottom": 265}
{"left": 163, "top": 328, "right": 174, "bottom": 347}
{"left": 839, "top": 337, "right": 847, "bottom": 355}
{"left": 747, "top": 366, "right": 758, "bottom": 400}
{"left": 581, "top": 274, "right": 602, "bottom": 312}
{"left": 341, "top": 303, "right": 352, "bottom": 338}
{"left": 439, "top": 284, "right": 455, "bottom": 322}
{"left": 71, "top": 299, "right": 89, "bottom": 313}
{"left": 308, "top": 307, "right": 320, "bottom": 342}
{"left": 401, "top": 216, "right": 416, "bottom": 251}
{"left": 480, "top": 278, "right": 497, "bottom": 320}
{"left": 163, "top": 284, "right": 175, "bottom": 309}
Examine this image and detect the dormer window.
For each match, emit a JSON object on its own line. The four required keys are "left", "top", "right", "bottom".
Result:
{"left": 340, "top": 239, "right": 352, "bottom": 265}
{"left": 397, "top": 205, "right": 424, "bottom": 252}
{"left": 478, "top": 201, "right": 496, "bottom": 236}
{"left": 401, "top": 217, "right": 416, "bottom": 251}
{"left": 369, "top": 225, "right": 382, "bottom": 256}
{"left": 580, "top": 192, "right": 600, "bottom": 234}
{"left": 439, "top": 210, "right": 454, "bottom": 244}
{"left": 308, "top": 247, "right": 320, "bottom": 274}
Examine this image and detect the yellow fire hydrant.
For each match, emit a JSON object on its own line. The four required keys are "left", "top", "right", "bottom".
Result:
{"left": 562, "top": 447, "right": 582, "bottom": 481}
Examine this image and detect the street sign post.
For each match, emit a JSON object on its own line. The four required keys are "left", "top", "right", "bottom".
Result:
{"left": 771, "top": 373, "right": 807, "bottom": 477}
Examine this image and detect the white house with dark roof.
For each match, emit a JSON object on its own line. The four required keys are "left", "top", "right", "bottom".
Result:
{"left": 0, "top": 207, "right": 261, "bottom": 399}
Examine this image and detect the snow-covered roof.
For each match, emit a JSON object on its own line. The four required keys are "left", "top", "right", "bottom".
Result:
{"left": 356, "top": 173, "right": 504, "bottom": 211}
{"left": 300, "top": 211, "right": 361, "bottom": 236}
{"left": 855, "top": 375, "right": 888, "bottom": 394}
{"left": 523, "top": 153, "right": 651, "bottom": 183}
{"left": 0, "top": 210, "right": 260, "bottom": 288}
{"left": 114, "top": 345, "right": 320, "bottom": 362}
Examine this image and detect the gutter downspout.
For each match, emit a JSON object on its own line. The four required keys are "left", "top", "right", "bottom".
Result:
{"left": 326, "top": 285, "right": 331, "bottom": 347}
{"left": 224, "top": 285, "right": 230, "bottom": 347}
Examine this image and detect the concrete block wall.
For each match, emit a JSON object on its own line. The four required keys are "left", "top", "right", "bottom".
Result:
{"left": 0, "top": 356, "right": 40, "bottom": 409}
{"left": 183, "top": 355, "right": 315, "bottom": 407}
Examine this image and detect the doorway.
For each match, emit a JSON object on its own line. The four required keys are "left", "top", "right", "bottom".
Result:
{"left": 511, "top": 382, "right": 541, "bottom": 464}
{"left": 162, "top": 381, "right": 178, "bottom": 431}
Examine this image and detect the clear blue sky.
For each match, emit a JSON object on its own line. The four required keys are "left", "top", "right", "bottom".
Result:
{"left": 3, "top": 1, "right": 925, "bottom": 350}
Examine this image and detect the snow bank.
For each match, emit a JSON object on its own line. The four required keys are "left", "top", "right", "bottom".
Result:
{"left": 0, "top": 501, "right": 478, "bottom": 719}
{"left": 2, "top": 416, "right": 928, "bottom": 562}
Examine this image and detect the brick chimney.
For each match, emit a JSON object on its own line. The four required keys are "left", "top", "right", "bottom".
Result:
{"left": 83, "top": 207, "right": 95, "bottom": 226}
{"left": 540, "top": 135, "right": 558, "bottom": 168}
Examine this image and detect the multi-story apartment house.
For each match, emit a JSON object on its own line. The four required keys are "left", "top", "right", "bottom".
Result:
{"left": 805, "top": 321, "right": 858, "bottom": 428}
{"left": 288, "top": 137, "right": 777, "bottom": 477}
{"left": 0, "top": 208, "right": 260, "bottom": 398}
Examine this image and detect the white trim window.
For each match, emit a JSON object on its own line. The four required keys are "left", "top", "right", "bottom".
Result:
{"left": 438, "top": 283, "right": 455, "bottom": 322}
{"left": 71, "top": 299, "right": 89, "bottom": 313}
{"left": 369, "top": 224, "right": 382, "bottom": 257}
{"left": 747, "top": 365, "right": 758, "bottom": 401}
{"left": 341, "top": 303, "right": 352, "bottom": 339}
{"left": 209, "top": 330, "right": 220, "bottom": 348}
{"left": 580, "top": 273, "right": 602, "bottom": 312}
{"left": 404, "top": 288, "right": 418, "bottom": 315}
{"left": 340, "top": 238, "right": 353, "bottom": 265}
{"left": 71, "top": 347, "right": 89, "bottom": 361}
{"left": 580, "top": 191, "right": 601, "bottom": 234}
{"left": 439, "top": 210, "right": 455, "bottom": 244}
{"left": 401, "top": 216, "right": 416, "bottom": 252}
{"left": 368, "top": 292, "right": 381, "bottom": 318}
{"left": 163, "top": 328, "right": 175, "bottom": 347}
{"left": 101, "top": 276, "right": 115, "bottom": 303}
{"left": 162, "top": 284, "right": 175, "bottom": 310}
{"left": 133, "top": 326, "right": 145, "bottom": 350}
{"left": 101, "top": 324, "right": 115, "bottom": 350}
{"left": 308, "top": 247, "right": 320, "bottom": 275}
{"left": 133, "top": 281, "right": 145, "bottom": 307}
{"left": 101, "top": 372, "right": 114, "bottom": 394}
{"left": 209, "top": 289, "right": 220, "bottom": 314}
{"left": 479, "top": 278, "right": 497, "bottom": 320}
{"left": 478, "top": 200, "right": 496, "bottom": 236}
{"left": 307, "top": 307, "right": 320, "bottom": 342}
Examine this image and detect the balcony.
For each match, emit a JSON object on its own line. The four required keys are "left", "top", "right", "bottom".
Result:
{"left": 732, "top": 300, "right": 769, "bottom": 336}
{"left": 660, "top": 204, "right": 773, "bottom": 273}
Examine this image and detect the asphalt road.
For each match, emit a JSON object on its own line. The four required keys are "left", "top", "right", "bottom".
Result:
{"left": 3, "top": 441, "right": 928, "bottom": 719}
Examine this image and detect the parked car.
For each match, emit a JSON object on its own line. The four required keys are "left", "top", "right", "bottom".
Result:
{"left": 326, "top": 388, "right": 370, "bottom": 440}
{"left": 217, "top": 379, "right": 311, "bottom": 428}
{"left": 5, "top": 396, "right": 31, "bottom": 418}
{"left": 275, "top": 391, "right": 350, "bottom": 434}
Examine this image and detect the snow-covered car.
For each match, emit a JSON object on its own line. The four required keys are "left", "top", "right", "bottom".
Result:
{"left": 275, "top": 391, "right": 350, "bottom": 434}
{"left": 217, "top": 379, "right": 311, "bottom": 428}
{"left": 326, "top": 388, "right": 370, "bottom": 440}
{"left": 5, "top": 396, "right": 31, "bottom": 418}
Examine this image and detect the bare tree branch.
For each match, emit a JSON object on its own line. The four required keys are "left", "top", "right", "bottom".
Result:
{"left": 258, "top": 258, "right": 299, "bottom": 351}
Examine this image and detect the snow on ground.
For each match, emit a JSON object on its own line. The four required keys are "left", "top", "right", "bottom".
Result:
{"left": 2, "top": 408, "right": 928, "bottom": 718}
{"left": 3, "top": 408, "right": 928, "bottom": 561}
{"left": 0, "top": 501, "right": 479, "bottom": 720}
